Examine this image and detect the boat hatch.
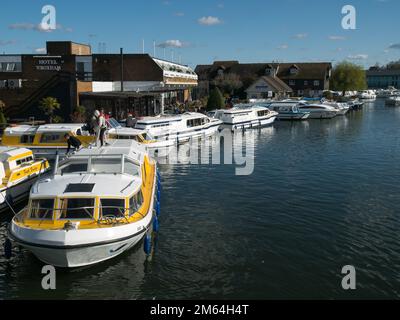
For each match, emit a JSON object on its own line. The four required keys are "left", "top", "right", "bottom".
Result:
{"left": 64, "top": 183, "right": 95, "bottom": 193}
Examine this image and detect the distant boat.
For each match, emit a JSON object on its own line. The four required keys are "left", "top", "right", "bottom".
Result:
{"left": 297, "top": 102, "right": 337, "bottom": 119}
{"left": 209, "top": 104, "right": 278, "bottom": 129}
{"left": 358, "top": 90, "right": 377, "bottom": 100}
{"left": 135, "top": 112, "right": 222, "bottom": 143}
{"left": 385, "top": 96, "right": 400, "bottom": 106}
{"left": 259, "top": 101, "right": 310, "bottom": 120}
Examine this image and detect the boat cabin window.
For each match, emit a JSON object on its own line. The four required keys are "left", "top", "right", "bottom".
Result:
{"left": 20, "top": 135, "right": 35, "bottom": 144}
{"left": 59, "top": 161, "right": 88, "bottom": 174}
{"left": 257, "top": 110, "right": 270, "bottom": 117}
{"left": 59, "top": 198, "right": 95, "bottom": 220}
{"left": 16, "top": 156, "right": 34, "bottom": 166}
{"left": 151, "top": 123, "right": 170, "bottom": 129}
{"left": 40, "top": 133, "right": 67, "bottom": 143}
{"left": 100, "top": 198, "right": 126, "bottom": 218}
{"left": 187, "top": 118, "right": 204, "bottom": 128}
{"left": 129, "top": 190, "right": 144, "bottom": 216}
{"left": 30, "top": 199, "right": 55, "bottom": 220}
{"left": 123, "top": 159, "right": 140, "bottom": 176}
{"left": 90, "top": 157, "right": 122, "bottom": 173}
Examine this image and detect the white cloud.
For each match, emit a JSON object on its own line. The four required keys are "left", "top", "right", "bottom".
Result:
{"left": 293, "top": 33, "right": 308, "bottom": 39}
{"left": 35, "top": 47, "right": 46, "bottom": 54}
{"left": 329, "top": 35, "right": 346, "bottom": 41}
{"left": 277, "top": 44, "right": 289, "bottom": 50}
{"left": 157, "top": 40, "right": 189, "bottom": 48}
{"left": 174, "top": 12, "right": 184, "bottom": 16}
{"left": 388, "top": 43, "right": 400, "bottom": 50}
{"left": 198, "top": 16, "right": 222, "bottom": 26}
{"left": 9, "top": 22, "right": 71, "bottom": 33}
{"left": 348, "top": 54, "right": 368, "bottom": 60}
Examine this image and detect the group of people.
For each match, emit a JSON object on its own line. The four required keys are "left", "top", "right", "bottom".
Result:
{"left": 65, "top": 109, "right": 109, "bottom": 154}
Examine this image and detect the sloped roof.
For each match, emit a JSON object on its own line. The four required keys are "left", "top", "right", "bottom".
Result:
{"left": 195, "top": 61, "right": 332, "bottom": 80}
{"left": 261, "top": 76, "right": 293, "bottom": 92}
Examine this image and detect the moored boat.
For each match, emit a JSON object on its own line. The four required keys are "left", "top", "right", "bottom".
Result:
{"left": 209, "top": 104, "right": 278, "bottom": 129}
{"left": 0, "top": 147, "right": 49, "bottom": 212}
{"left": 261, "top": 101, "right": 310, "bottom": 120}
{"left": 7, "top": 140, "right": 159, "bottom": 267}
{"left": 135, "top": 112, "right": 222, "bottom": 143}
{"left": 297, "top": 102, "right": 338, "bottom": 119}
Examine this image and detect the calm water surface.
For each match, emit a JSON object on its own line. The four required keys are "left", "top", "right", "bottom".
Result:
{"left": 1, "top": 100, "right": 400, "bottom": 299}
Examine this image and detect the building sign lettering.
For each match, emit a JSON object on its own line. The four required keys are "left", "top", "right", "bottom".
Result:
{"left": 35, "top": 58, "right": 63, "bottom": 71}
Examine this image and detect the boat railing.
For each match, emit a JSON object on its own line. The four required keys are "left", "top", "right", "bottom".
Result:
{"left": 14, "top": 205, "right": 147, "bottom": 227}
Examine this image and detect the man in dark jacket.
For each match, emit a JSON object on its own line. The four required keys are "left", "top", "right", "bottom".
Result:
{"left": 64, "top": 133, "right": 82, "bottom": 153}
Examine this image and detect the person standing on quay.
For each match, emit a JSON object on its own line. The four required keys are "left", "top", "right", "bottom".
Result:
{"left": 98, "top": 110, "right": 107, "bottom": 147}
{"left": 93, "top": 110, "right": 101, "bottom": 146}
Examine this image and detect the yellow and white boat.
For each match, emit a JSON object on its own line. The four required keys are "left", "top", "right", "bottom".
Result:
{"left": 8, "top": 140, "right": 159, "bottom": 267}
{"left": 2, "top": 120, "right": 174, "bottom": 159}
{"left": 1, "top": 124, "right": 94, "bottom": 159}
{"left": 0, "top": 147, "right": 49, "bottom": 212}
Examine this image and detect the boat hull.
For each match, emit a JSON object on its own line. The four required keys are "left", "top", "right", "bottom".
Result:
{"left": 14, "top": 231, "right": 147, "bottom": 268}
{"left": 222, "top": 115, "right": 277, "bottom": 130}
{"left": 276, "top": 113, "right": 310, "bottom": 120}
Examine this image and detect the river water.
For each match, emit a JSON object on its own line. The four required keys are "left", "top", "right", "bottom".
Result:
{"left": 1, "top": 99, "right": 400, "bottom": 299}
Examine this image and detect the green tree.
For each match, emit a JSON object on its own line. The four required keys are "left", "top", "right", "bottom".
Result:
{"left": 39, "top": 97, "right": 60, "bottom": 123}
{"left": 213, "top": 73, "right": 243, "bottom": 95}
{"left": 70, "top": 105, "right": 86, "bottom": 123}
{"left": 0, "top": 100, "right": 7, "bottom": 129}
{"left": 206, "top": 87, "right": 225, "bottom": 111}
{"left": 331, "top": 61, "right": 367, "bottom": 95}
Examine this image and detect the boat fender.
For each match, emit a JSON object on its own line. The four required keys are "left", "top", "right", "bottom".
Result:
{"left": 4, "top": 238, "right": 12, "bottom": 259}
{"left": 153, "top": 216, "right": 160, "bottom": 233}
{"left": 157, "top": 188, "right": 161, "bottom": 202}
{"left": 144, "top": 233, "right": 152, "bottom": 255}
{"left": 155, "top": 200, "right": 161, "bottom": 216}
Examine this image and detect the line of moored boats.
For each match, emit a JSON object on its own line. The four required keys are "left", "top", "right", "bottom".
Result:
{"left": 0, "top": 94, "right": 392, "bottom": 268}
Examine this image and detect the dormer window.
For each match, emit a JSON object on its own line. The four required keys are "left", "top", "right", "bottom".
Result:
{"left": 290, "top": 67, "right": 298, "bottom": 75}
{"left": 265, "top": 68, "right": 272, "bottom": 76}
{"left": 217, "top": 69, "right": 224, "bottom": 76}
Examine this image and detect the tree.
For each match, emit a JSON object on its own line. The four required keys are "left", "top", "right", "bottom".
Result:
{"left": 331, "top": 61, "right": 367, "bottom": 94}
{"left": 213, "top": 73, "right": 243, "bottom": 96}
{"left": 70, "top": 105, "right": 86, "bottom": 123}
{"left": 0, "top": 100, "right": 7, "bottom": 129}
{"left": 39, "top": 97, "right": 60, "bottom": 123}
{"left": 206, "top": 87, "right": 225, "bottom": 111}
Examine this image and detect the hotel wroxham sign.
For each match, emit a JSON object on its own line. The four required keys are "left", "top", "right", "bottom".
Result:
{"left": 34, "top": 57, "right": 63, "bottom": 71}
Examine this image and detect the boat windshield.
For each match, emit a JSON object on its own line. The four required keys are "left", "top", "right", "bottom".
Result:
{"left": 108, "top": 118, "right": 122, "bottom": 129}
{"left": 57, "top": 155, "right": 140, "bottom": 176}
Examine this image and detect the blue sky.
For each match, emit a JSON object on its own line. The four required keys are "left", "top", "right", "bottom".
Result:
{"left": 0, "top": 0, "right": 399, "bottom": 68}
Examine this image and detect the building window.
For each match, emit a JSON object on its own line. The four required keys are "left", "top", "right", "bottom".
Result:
{"left": 217, "top": 69, "right": 224, "bottom": 76}
{"left": 290, "top": 68, "right": 298, "bottom": 75}
{"left": 0, "top": 62, "right": 22, "bottom": 72}
{"left": 304, "top": 80, "right": 308, "bottom": 86}
{"left": 314, "top": 80, "right": 320, "bottom": 86}
{"left": 289, "top": 80, "right": 295, "bottom": 86}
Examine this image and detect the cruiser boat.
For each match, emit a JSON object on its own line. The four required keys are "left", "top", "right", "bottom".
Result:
{"left": 209, "top": 104, "right": 278, "bottom": 130}
{"left": 107, "top": 118, "right": 175, "bottom": 151}
{"left": 385, "top": 96, "right": 400, "bottom": 106}
{"left": 135, "top": 112, "right": 222, "bottom": 143}
{"left": 7, "top": 140, "right": 158, "bottom": 267}
{"left": 261, "top": 101, "right": 310, "bottom": 120}
{"left": 323, "top": 101, "right": 350, "bottom": 115}
{"left": 297, "top": 102, "right": 338, "bottom": 119}
{"left": 0, "top": 147, "right": 49, "bottom": 212}
{"left": 358, "top": 90, "right": 376, "bottom": 100}
{"left": 1, "top": 120, "right": 172, "bottom": 159}
{"left": 1, "top": 124, "right": 94, "bottom": 159}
